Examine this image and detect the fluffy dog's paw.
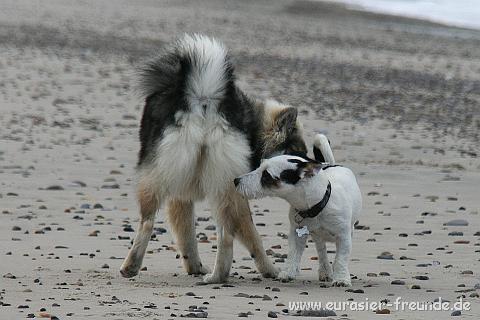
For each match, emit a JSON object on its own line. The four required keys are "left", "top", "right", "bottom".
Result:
{"left": 200, "top": 272, "right": 227, "bottom": 284}
{"left": 261, "top": 265, "right": 280, "bottom": 279}
{"left": 186, "top": 263, "right": 211, "bottom": 276}
{"left": 278, "top": 271, "right": 292, "bottom": 281}
{"left": 332, "top": 278, "right": 352, "bottom": 287}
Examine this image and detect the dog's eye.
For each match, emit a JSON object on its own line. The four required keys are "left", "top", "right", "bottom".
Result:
{"left": 261, "top": 170, "right": 277, "bottom": 186}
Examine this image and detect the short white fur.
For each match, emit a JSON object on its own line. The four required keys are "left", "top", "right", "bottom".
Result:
{"left": 235, "top": 137, "right": 362, "bottom": 286}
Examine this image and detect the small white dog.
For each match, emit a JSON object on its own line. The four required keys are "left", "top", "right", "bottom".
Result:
{"left": 234, "top": 134, "right": 362, "bottom": 286}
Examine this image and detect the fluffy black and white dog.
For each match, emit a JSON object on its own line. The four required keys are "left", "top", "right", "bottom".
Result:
{"left": 120, "top": 34, "right": 306, "bottom": 284}
{"left": 235, "top": 134, "right": 362, "bottom": 286}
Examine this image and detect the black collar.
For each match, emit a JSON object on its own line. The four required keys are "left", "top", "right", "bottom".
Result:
{"left": 296, "top": 181, "right": 332, "bottom": 219}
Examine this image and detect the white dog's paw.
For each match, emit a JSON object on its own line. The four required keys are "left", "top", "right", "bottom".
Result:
{"left": 332, "top": 278, "right": 352, "bottom": 287}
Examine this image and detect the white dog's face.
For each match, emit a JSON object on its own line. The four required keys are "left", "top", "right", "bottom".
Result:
{"left": 234, "top": 155, "right": 321, "bottom": 201}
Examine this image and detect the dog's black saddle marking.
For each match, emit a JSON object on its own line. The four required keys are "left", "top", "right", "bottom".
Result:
{"left": 296, "top": 181, "right": 331, "bottom": 219}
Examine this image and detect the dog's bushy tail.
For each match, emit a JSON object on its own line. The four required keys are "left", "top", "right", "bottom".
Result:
{"left": 313, "top": 134, "right": 335, "bottom": 164}
{"left": 139, "top": 33, "right": 232, "bottom": 107}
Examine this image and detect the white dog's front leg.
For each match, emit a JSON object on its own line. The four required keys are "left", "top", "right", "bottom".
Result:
{"left": 332, "top": 230, "right": 352, "bottom": 287}
{"left": 310, "top": 232, "right": 333, "bottom": 282}
{"left": 279, "top": 223, "right": 307, "bottom": 281}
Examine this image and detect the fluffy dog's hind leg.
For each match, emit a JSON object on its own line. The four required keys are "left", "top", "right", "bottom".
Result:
{"left": 202, "top": 225, "right": 234, "bottom": 284}
{"left": 168, "top": 199, "right": 209, "bottom": 275}
{"left": 229, "top": 193, "right": 279, "bottom": 279}
{"left": 120, "top": 181, "right": 160, "bottom": 278}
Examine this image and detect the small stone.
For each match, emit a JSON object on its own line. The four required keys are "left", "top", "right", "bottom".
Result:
{"left": 267, "top": 311, "right": 277, "bottom": 318}
{"left": 185, "top": 292, "right": 196, "bottom": 296}
{"left": 234, "top": 293, "right": 250, "bottom": 298}
{"left": 376, "top": 308, "right": 391, "bottom": 314}
{"left": 45, "top": 185, "right": 64, "bottom": 190}
{"left": 391, "top": 280, "right": 405, "bottom": 285}
{"left": 3, "top": 273, "right": 16, "bottom": 279}
{"left": 296, "top": 309, "right": 336, "bottom": 317}
{"left": 451, "top": 310, "right": 461, "bottom": 316}
{"left": 444, "top": 219, "right": 469, "bottom": 226}
{"left": 415, "top": 275, "right": 429, "bottom": 280}
{"left": 448, "top": 231, "right": 463, "bottom": 236}
{"left": 377, "top": 252, "right": 394, "bottom": 260}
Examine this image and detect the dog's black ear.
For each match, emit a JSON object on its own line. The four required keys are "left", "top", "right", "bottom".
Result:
{"left": 276, "top": 107, "right": 297, "bottom": 134}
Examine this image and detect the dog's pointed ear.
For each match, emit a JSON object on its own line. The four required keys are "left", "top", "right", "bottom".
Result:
{"left": 276, "top": 107, "right": 297, "bottom": 134}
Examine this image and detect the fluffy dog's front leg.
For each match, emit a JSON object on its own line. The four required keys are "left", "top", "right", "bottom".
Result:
{"left": 279, "top": 223, "right": 307, "bottom": 281}
{"left": 332, "top": 231, "right": 352, "bottom": 287}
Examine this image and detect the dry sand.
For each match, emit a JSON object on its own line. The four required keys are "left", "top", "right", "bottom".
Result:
{"left": 1, "top": 0, "right": 479, "bottom": 319}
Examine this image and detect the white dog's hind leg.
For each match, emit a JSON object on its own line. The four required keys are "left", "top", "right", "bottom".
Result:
{"left": 311, "top": 233, "right": 333, "bottom": 282}
{"left": 279, "top": 221, "right": 307, "bottom": 281}
{"left": 332, "top": 231, "right": 352, "bottom": 287}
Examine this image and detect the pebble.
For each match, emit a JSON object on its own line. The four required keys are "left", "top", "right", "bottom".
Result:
{"left": 295, "top": 309, "right": 336, "bottom": 317}
{"left": 267, "top": 311, "right": 277, "bottom": 318}
{"left": 45, "top": 185, "right": 64, "bottom": 190}
{"left": 451, "top": 310, "right": 461, "bottom": 316}
{"left": 376, "top": 308, "right": 391, "bottom": 314}
{"left": 391, "top": 280, "right": 405, "bottom": 285}
{"left": 444, "top": 219, "right": 469, "bottom": 226}
{"left": 377, "top": 252, "right": 394, "bottom": 260}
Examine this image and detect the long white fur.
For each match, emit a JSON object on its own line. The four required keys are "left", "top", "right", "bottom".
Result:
{"left": 137, "top": 35, "right": 256, "bottom": 283}
{"left": 236, "top": 145, "right": 362, "bottom": 286}
{"left": 178, "top": 34, "right": 229, "bottom": 111}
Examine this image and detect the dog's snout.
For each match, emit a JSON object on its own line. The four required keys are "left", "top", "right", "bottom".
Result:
{"left": 233, "top": 177, "right": 241, "bottom": 187}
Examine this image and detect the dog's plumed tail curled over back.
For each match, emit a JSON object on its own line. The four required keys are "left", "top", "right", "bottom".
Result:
{"left": 138, "top": 33, "right": 232, "bottom": 111}
{"left": 313, "top": 133, "right": 335, "bottom": 164}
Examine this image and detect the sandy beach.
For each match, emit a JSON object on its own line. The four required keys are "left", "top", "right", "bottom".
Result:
{"left": 1, "top": 0, "right": 479, "bottom": 319}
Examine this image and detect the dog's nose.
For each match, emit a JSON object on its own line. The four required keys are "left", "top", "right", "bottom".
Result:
{"left": 233, "top": 178, "right": 241, "bottom": 187}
